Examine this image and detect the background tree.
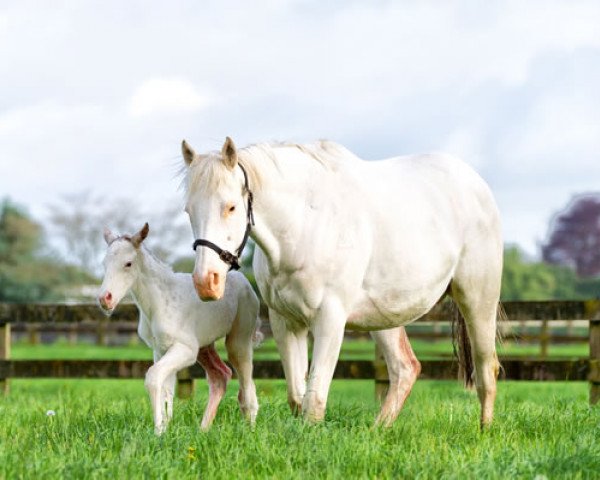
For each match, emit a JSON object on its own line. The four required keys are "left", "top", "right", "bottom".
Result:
{"left": 48, "top": 192, "right": 190, "bottom": 275}
{"left": 541, "top": 193, "right": 600, "bottom": 278}
{"left": 0, "top": 199, "right": 93, "bottom": 302}
{"left": 502, "top": 245, "right": 600, "bottom": 301}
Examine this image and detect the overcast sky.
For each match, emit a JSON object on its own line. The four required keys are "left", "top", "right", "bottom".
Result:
{"left": 1, "top": 0, "right": 599, "bottom": 260}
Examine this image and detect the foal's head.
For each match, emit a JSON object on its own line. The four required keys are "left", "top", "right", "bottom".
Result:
{"left": 97, "top": 223, "right": 149, "bottom": 314}
{"left": 182, "top": 137, "right": 250, "bottom": 301}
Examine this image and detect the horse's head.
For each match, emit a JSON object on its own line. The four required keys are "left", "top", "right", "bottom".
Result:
{"left": 97, "top": 223, "right": 149, "bottom": 314}
{"left": 182, "top": 137, "right": 251, "bottom": 301}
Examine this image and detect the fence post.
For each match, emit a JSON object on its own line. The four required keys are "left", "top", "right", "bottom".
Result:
{"left": 540, "top": 319, "right": 549, "bottom": 359}
{"left": 68, "top": 324, "right": 78, "bottom": 345}
{"left": 0, "top": 322, "right": 11, "bottom": 395}
{"left": 176, "top": 368, "right": 195, "bottom": 399}
{"left": 587, "top": 300, "right": 600, "bottom": 405}
{"left": 27, "top": 324, "right": 41, "bottom": 345}
{"left": 96, "top": 318, "right": 108, "bottom": 346}
{"left": 374, "top": 344, "right": 389, "bottom": 402}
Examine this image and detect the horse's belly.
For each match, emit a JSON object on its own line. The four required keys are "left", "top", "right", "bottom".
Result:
{"left": 347, "top": 281, "right": 449, "bottom": 330}
{"left": 346, "top": 299, "right": 429, "bottom": 330}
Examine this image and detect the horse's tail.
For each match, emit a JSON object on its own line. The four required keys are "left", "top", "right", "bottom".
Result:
{"left": 451, "top": 300, "right": 474, "bottom": 388}
{"left": 451, "top": 300, "right": 506, "bottom": 388}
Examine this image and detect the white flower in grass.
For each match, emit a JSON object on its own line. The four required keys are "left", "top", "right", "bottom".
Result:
{"left": 46, "top": 410, "right": 56, "bottom": 417}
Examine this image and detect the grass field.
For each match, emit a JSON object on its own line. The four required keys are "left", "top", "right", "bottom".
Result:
{"left": 1, "top": 377, "right": 599, "bottom": 479}
{"left": 2, "top": 339, "right": 597, "bottom": 478}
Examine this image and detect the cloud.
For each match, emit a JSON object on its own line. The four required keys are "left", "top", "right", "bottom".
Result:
{"left": 440, "top": 127, "right": 484, "bottom": 170}
{"left": 127, "top": 78, "right": 213, "bottom": 118}
{"left": 1, "top": 0, "right": 599, "bottom": 258}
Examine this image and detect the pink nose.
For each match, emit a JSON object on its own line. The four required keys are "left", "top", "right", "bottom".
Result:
{"left": 193, "top": 271, "right": 222, "bottom": 301}
{"left": 99, "top": 291, "right": 113, "bottom": 310}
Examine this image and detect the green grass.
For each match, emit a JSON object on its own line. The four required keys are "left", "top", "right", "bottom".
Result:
{"left": 11, "top": 337, "right": 589, "bottom": 361}
{"left": 1, "top": 379, "right": 598, "bottom": 479}
{"left": 4, "top": 338, "right": 594, "bottom": 477}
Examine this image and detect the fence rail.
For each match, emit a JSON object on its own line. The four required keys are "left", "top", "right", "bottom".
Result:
{"left": 1, "top": 300, "right": 599, "bottom": 404}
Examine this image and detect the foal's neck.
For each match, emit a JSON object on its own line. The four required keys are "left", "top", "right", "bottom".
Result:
{"left": 130, "top": 247, "right": 174, "bottom": 319}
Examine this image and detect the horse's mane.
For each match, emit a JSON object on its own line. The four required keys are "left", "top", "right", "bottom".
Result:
{"left": 182, "top": 140, "right": 358, "bottom": 196}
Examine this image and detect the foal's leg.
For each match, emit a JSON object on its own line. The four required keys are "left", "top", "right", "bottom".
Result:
{"left": 197, "top": 344, "right": 232, "bottom": 431}
{"left": 371, "top": 327, "right": 421, "bottom": 427}
{"left": 303, "top": 297, "right": 346, "bottom": 423}
{"left": 225, "top": 315, "right": 259, "bottom": 425}
{"left": 270, "top": 309, "right": 309, "bottom": 415}
{"left": 164, "top": 372, "right": 177, "bottom": 421}
{"left": 145, "top": 343, "right": 197, "bottom": 435}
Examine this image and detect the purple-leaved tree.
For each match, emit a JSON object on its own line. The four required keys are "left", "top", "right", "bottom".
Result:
{"left": 542, "top": 193, "right": 600, "bottom": 278}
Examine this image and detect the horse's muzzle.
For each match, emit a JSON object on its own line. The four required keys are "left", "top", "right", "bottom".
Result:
{"left": 193, "top": 271, "right": 223, "bottom": 301}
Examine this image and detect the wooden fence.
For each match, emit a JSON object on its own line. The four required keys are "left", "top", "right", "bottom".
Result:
{"left": 1, "top": 300, "right": 599, "bottom": 404}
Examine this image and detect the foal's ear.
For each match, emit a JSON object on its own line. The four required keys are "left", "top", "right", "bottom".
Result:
{"left": 103, "top": 227, "right": 117, "bottom": 245}
{"left": 221, "top": 136, "right": 238, "bottom": 170}
{"left": 182, "top": 140, "right": 196, "bottom": 166}
{"left": 131, "top": 222, "right": 149, "bottom": 248}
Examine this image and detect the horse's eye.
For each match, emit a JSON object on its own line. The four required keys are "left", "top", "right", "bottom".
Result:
{"left": 229, "top": 205, "right": 236, "bottom": 213}
{"left": 125, "top": 262, "right": 132, "bottom": 268}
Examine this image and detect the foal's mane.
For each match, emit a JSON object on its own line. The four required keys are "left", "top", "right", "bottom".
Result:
{"left": 182, "top": 140, "right": 356, "bottom": 197}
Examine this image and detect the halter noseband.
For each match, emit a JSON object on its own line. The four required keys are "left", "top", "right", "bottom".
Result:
{"left": 192, "top": 164, "right": 254, "bottom": 271}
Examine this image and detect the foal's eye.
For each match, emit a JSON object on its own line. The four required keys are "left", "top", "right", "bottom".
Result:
{"left": 125, "top": 262, "right": 132, "bottom": 268}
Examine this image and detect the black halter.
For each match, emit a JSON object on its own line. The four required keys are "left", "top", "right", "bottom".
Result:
{"left": 192, "top": 164, "right": 254, "bottom": 271}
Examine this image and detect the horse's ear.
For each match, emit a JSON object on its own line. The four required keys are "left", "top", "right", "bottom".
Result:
{"left": 221, "top": 136, "right": 238, "bottom": 170}
{"left": 103, "top": 227, "right": 117, "bottom": 245}
{"left": 182, "top": 140, "right": 196, "bottom": 166}
{"left": 131, "top": 222, "right": 149, "bottom": 248}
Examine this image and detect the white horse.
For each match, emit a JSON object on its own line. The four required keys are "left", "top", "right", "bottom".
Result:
{"left": 97, "top": 223, "right": 261, "bottom": 434}
{"left": 181, "top": 138, "right": 502, "bottom": 428}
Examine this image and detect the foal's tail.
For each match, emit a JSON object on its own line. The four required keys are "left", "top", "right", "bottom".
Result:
{"left": 252, "top": 316, "right": 264, "bottom": 348}
{"left": 451, "top": 301, "right": 474, "bottom": 389}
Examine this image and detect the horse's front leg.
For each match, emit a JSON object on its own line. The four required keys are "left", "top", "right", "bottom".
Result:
{"left": 303, "top": 297, "right": 346, "bottom": 423}
{"left": 145, "top": 343, "right": 197, "bottom": 435}
{"left": 269, "top": 309, "right": 309, "bottom": 415}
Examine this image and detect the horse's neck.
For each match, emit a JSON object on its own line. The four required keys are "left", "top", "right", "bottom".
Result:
{"left": 245, "top": 147, "right": 350, "bottom": 270}
{"left": 130, "top": 249, "right": 173, "bottom": 318}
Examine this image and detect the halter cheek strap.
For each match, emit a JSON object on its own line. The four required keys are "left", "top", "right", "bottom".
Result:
{"left": 192, "top": 164, "right": 254, "bottom": 271}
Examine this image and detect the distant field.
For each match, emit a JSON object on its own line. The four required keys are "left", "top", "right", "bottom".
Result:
{"left": 1, "top": 378, "right": 598, "bottom": 479}
{"left": 11, "top": 336, "right": 590, "bottom": 361}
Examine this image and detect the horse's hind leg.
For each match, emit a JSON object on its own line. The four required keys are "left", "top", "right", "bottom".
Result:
{"left": 450, "top": 246, "right": 502, "bottom": 428}
{"left": 371, "top": 327, "right": 421, "bottom": 427}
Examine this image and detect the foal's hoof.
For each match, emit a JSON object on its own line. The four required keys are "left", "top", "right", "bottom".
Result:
{"left": 373, "top": 415, "right": 394, "bottom": 429}
{"left": 480, "top": 419, "right": 493, "bottom": 432}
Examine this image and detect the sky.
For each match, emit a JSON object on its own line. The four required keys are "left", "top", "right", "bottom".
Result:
{"left": 1, "top": 0, "right": 599, "bottom": 261}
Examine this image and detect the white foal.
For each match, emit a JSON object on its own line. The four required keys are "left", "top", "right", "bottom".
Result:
{"left": 97, "top": 223, "right": 261, "bottom": 434}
